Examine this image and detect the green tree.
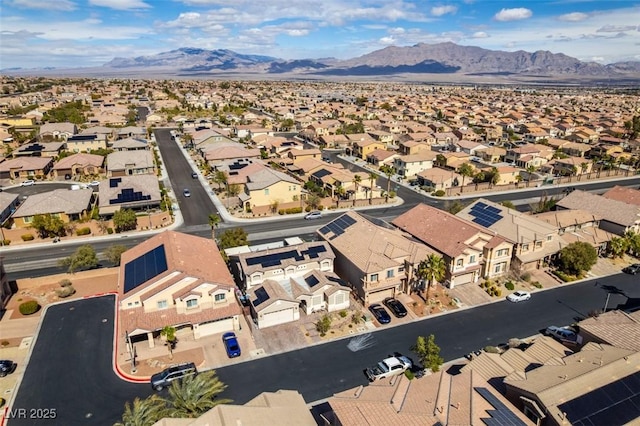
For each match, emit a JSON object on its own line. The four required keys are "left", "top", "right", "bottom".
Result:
{"left": 113, "top": 209, "right": 138, "bottom": 233}
{"left": 531, "top": 194, "right": 556, "bottom": 213}
{"left": 368, "top": 172, "right": 377, "bottom": 205}
{"left": 305, "top": 193, "right": 322, "bottom": 211}
{"left": 105, "top": 245, "right": 128, "bottom": 266}
{"left": 500, "top": 201, "right": 516, "bottom": 210}
{"left": 446, "top": 200, "right": 465, "bottom": 215}
{"left": 30, "top": 213, "right": 66, "bottom": 238}
{"left": 161, "top": 370, "right": 231, "bottom": 418}
{"left": 416, "top": 254, "right": 446, "bottom": 302}
{"left": 115, "top": 395, "right": 167, "bottom": 426}
{"left": 412, "top": 334, "right": 444, "bottom": 373}
{"left": 608, "top": 236, "right": 630, "bottom": 259}
{"left": 315, "top": 314, "right": 332, "bottom": 336}
{"left": 458, "top": 163, "right": 474, "bottom": 192}
{"left": 160, "top": 325, "right": 177, "bottom": 359}
{"left": 213, "top": 170, "right": 228, "bottom": 191}
{"left": 218, "top": 228, "right": 248, "bottom": 251}
{"left": 526, "top": 165, "right": 536, "bottom": 186}
{"left": 558, "top": 241, "right": 598, "bottom": 276}
{"left": 58, "top": 244, "right": 99, "bottom": 273}
{"left": 208, "top": 213, "right": 221, "bottom": 239}
{"left": 624, "top": 231, "right": 640, "bottom": 257}
{"left": 380, "top": 165, "right": 394, "bottom": 202}
{"left": 352, "top": 174, "right": 362, "bottom": 205}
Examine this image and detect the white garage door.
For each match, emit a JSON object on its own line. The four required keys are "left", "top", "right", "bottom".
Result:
{"left": 368, "top": 288, "right": 395, "bottom": 304}
{"left": 260, "top": 308, "right": 295, "bottom": 328}
{"left": 196, "top": 318, "right": 234, "bottom": 338}
{"left": 454, "top": 273, "right": 474, "bottom": 286}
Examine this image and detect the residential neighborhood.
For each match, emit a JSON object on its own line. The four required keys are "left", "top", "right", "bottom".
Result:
{"left": 1, "top": 76, "right": 640, "bottom": 425}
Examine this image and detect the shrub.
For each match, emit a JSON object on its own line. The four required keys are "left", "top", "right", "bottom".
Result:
{"left": 76, "top": 227, "right": 91, "bottom": 236}
{"left": 404, "top": 369, "right": 415, "bottom": 380}
{"left": 107, "top": 228, "right": 114, "bottom": 234}
{"left": 532, "top": 281, "right": 543, "bottom": 288}
{"left": 494, "top": 288, "right": 502, "bottom": 297}
{"left": 520, "top": 272, "right": 532, "bottom": 282}
{"left": 505, "top": 281, "right": 515, "bottom": 291}
{"left": 434, "top": 190, "right": 446, "bottom": 197}
{"left": 19, "top": 300, "right": 40, "bottom": 315}
{"left": 278, "top": 209, "right": 285, "bottom": 215}
{"left": 339, "top": 310, "right": 348, "bottom": 318}
{"left": 1, "top": 239, "right": 9, "bottom": 246}
{"left": 553, "top": 270, "right": 575, "bottom": 282}
{"left": 56, "top": 286, "right": 76, "bottom": 298}
{"left": 59, "top": 279, "right": 72, "bottom": 287}
{"left": 21, "top": 234, "right": 34, "bottom": 241}
{"left": 484, "top": 345, "right": 500, "bottom": 353}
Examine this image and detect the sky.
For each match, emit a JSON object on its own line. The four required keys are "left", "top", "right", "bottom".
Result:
{"left": 1, "top": 0, "right": 639, "bottom": 69}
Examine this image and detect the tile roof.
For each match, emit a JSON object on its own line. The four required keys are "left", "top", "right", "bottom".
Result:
{"left": 603, "top": 185, "right": 640, "bottom": 206}
{"left": 0, "top": 156, "right": 52, "bottom": 172}
{"left": 12, "top": 188, "right": 93, "bottom": 217}
{"left": 52, "top": 153, "right": 104, "bottom": 170}
{"left": 233, "top": 241, "right": 334, "bottom": 276}
{"left": 556, "top": 190, "right": 640, "bottom": 227}
{"left": 577, "top": 310, "right": 640, "bottom": 352}
{"left": 392, "top": 203, "right": 509, "bottom": 257}
{"left": 245, "top": 167, "right": 298, "bottom": 190}
{"left": 106, "top": 150, "right": 154, "bottom": 170}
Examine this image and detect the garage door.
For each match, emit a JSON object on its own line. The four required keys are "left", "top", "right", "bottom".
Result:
{"left": 195, "top": 317, "right": 235, "bottom": 339}
{"left": 260, "top": 308, "right": 295, "bottom": 329}
{"left": 368, "top": 288, "right": 395, "bottom": 304}
{"left": 454, "top": 273, "right": 474, "bottom": 286}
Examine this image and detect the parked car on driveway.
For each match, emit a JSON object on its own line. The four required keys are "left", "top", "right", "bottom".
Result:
{"left": 88, "top": 180, "right": 100, "bottom": 187}
{"left": 368, "top": 303, "right": 391, "bottom": 324}
{"left": 0, "top": 360, "right": 17, "bottom": 377}
{"left": 623, "top": 264, "right": 640, "bottom": 275}
{"left": 150, "top": 362, "right": 197, "bottom": 391}
{"left": 507, "top": 291, "right": 531, "bottom": 303}
{"left": 222, "top": 332, "right": 241, "bottom": 358}
{"left": 544, "top": 326, "right": 578, "bottom": 343}
{"left": 383, "top": 297, "right": 408, "bottom": 318}
{"left": 365, "top": 354, "right": 412, "bottom": 381}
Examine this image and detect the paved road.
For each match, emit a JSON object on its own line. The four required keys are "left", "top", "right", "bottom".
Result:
{"left": 7, "top": 272, "right": 638, "bottom": 424}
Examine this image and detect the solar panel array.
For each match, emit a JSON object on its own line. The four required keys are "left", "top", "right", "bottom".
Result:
{"left": 475, "top": 387, "right": 528, "bottom": 426}
{"left": 468, "top": 201, "right": 503, "bottom": 228}
{"left": 123, "top": 245, "right": 168, "bottom": 293}
{"left": 245, "top": 244, "right": 328, "bottom": 268}
{"left": 305, "top": 274, "right": 320, "bottom": 287}
{"left": 109, "top": 177, "right": 122, "bottom": 188}
{"left": 319, "top": 215, "right": 357, "bottom": 240}
{"left": 253, "top": 287, "right": 270, "bottom": 307}
{"left": 109, "top": 188, "right": 152, "bottom": 205}
{"left": 558, "top": 371, "right": 640, "bottom": 426}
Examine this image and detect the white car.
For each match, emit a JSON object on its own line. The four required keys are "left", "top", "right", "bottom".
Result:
{"left": 20, "top": 180, "right": 35, "bottom": 186}
{"left": 507, "top": 291, "right": 531, "bottom": 303}
{"left": 304, "top": 211, "right": 322, "bottom": 220}
{"left": 545, "top": 326, "right": 577, "bottom": 342}
{"left": 88, "top": 181, "right": 100, "bottom": 187}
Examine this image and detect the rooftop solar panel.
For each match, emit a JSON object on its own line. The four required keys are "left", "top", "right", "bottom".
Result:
{"left": 475, "top": 387, "right": 528, "bottom": 426}
{"left": 123, "top": 245, "right": 168, "bottom": 293}
{"left": 305, "top": 275, "right": 320, "bottom": 287}
{"left": 253, "top": 287, "right": 270, "bottom": 307}
{"left": 319, "top": 226, "right": 331, "bottom": 235}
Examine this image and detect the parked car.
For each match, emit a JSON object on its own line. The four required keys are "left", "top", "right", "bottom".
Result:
{"left": 365, "top": 353, "right": 412, "bottom": 381}
{"left": 222, "top": 332, "right": 241, "bottom": 358}
{"left": 191, "top": 172, "right": 198, "bottom": 179}
{"left": 507, "top": 291, "right": 531, "bottom": 303}
{"left": 368, "top": 303, "right": 391, "bottom": 324}
{"left": 0, "top": 360, "right": 16, "bottom": 377}
{"left": 183, "top": 188, "right": 191, "bottom": 197}
{"left": 150, "top": 362, "right": 197, "bottom": 391}
{"left": 383, "top": 297, "right": 408, "bottom": 318}
{"left": 545, "top": 326, "right": 578, "bottom": 342}
{"left": 304, "top": 211, "right": 322, "bottom": 220}
{"left": 88, "top": 180, "right": 100, "bottom": 187}
{"left": 623, "top": 264, "right": 640, "bottom": 275}
{"left": 20, "top": 180, "right": 35, "bottom": 186}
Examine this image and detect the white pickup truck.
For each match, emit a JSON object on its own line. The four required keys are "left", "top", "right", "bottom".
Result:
{"left": 365, "top": 354, "right": 413, "bottom": 381}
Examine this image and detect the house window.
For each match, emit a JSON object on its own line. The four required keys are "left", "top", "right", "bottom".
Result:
{"left": 497, "top": 248, "right": 510, "bottom": 257}
{"left": 494, "top": 262, "right": 505, "bottom": 274}
{"left": 370, "top": 274, "right": 378, "bottom": 282}
{"left": 214, "top": 293, "right": 225, "bottom": 303}
{"left": 547, "top": 235, "right": 553, "bottom": 241}
{"left": 264, "top": 188, "right": 270, "bottom": 195}
{"left": 24, "top": 216, "right": 33, "bottom": 224}
{"left": 521, "top": 243, "right": 529, "bottom": 252}
{"left": 387, "top": 270, "right": 394, "bottom": 278}
{"left": 186, "top": 299, "right": 198, "bottom": 309}
{"left": 157, "top": 300, "right": 168, "bottom": 309}
{"left": 456, "top": 259, "right": 463, "bottom": 267}
{"left": 535, "top": 241, "right": 542, "bottom": 248}
{"left": 398, "top": 266, "right": 405, "bottom": 272}
{"left": 469, "top": 255, "right": 476, "bottom": 264}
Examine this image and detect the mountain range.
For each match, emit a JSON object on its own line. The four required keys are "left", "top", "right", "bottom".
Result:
{"left": 9, "top": 43, "right": 640, "bottom": 83}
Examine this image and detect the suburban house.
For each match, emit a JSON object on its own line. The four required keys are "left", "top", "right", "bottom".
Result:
{"left": 504, "top": 144, "right": 553, "bottom": 168}
{"left": 318, "top": 134, "right": 350, "bottom": 149}
{"left": 0, "top": 192, "right": 20, "bottom": 224}
{"left": 602, "top": 185, "right": 640, "bottom": 206}
{"left": 119, "top": 231, "right": 242, "bottom": 346}
{"left": 65, "top": 134, "right": 108, "bottom": 153}
{"left": 202, "top": 143, "right": 262, "bottom": 166}
{"left": 317, "top": 211, "right": 434, "bottom": 304}
{"left": 540, "top": 156, "right": 592, "bottom": 176}
{"left": 11, "top": 188, "right": 94, "bottom": 228}
{"left": 287, "top": 148, "right": 321, "bottom": 164}
{"left": 456, "top": 199, "right": 565, "bottom": 271}
{"left": 493, "top": 165, "right": 522, "bottom": 185}
{"left": 533, "top": 209, "right": 614, "bottom": 255}
{"left": 52, "top": 153, "right": 104, "bottom": 179}
{"left": 556, "top": 190, "right": 640, "bottom": 236}
{"left": 350, "top": 139, "right": 386, "bottom": 160}
{"left": 13, "top": 141, "right": 65, "bottom": 158}
{"left": 239, "top": 167, "right": 302, "bottom": 212}
{"left": 106, "top": 150, "right": 155, "bottom": 177}
{"left": 97, "top": 174, "right": 161, "bottom": 216}
{"left": 116, "top": 126, "right": 146, "bottom": 139}
{"left": 478, "top": 146, "right": 507, "bottom": 163}
{"left": 504, "top": 343, "right": 639, "bottom": 426}
{"left": 416, "top": 167, "right": 463, "bottom": 190}
{"left": 111, "top": 137, "right": 149, "bottom": 151}
{"left": 79, "top": 125, "right": 116, "bottom": 141}
{"left": 0, "top": 157, "right": 53, "bottom": 181}
{"left": 365, "top": 148, "right": 399, "bottom": 167}
{"left": 393, "top": 151, "right": 438, "bottom": 179}
{"left": 392, "top": 204, "right": 514, "bottom": 288}
{"left": 38, "top": 122, "right": 77, "bottom": 141}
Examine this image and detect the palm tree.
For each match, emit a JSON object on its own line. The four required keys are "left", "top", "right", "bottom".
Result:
{"left": 458, "top": 163, "right": 474, "bottom": 193}
{"left": 368, "top": 172, "right": 377, "bottom": 205}
{"left": 608, "top": 237, "right": 630, "bottom": 259}
{"left": 334, "top": 184, "right": 345, "bottom": 207}
{"left": 162, "top": 370, "right": 231, "bottom": 418}
{"left": 515, "top": 174, "right": 523, "bottom": 187}
{"left": 208, "top": 213, "right": 220, "bottom": 239}
{"left": 490, "top": 167, "right": 500, "bottom": 188}
{"left": 416, "top": 254, "right": 447, "bottom": 304}
{"left": 213, "top": 170, "right": 227, "bottom": 192}
{"left": 160, "top": 325, "right": 177, "bottom": 359}
{"left": 115, "top": 395, "right": 167, "bottom": 426}
{"left": 380, "top": 165, "right": 394, "bottom": 202}
{"left": 526, "top": 165, "right": 536, "bottom": 187}
{"left": 352, "top": 174, "right": 362, "bottom": 206}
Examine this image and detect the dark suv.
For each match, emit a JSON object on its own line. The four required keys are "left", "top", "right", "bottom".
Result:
{"left": 150, "top": 362, "right": 197, "bottom": 391}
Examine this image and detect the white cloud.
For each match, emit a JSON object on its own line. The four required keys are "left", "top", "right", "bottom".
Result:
{"left": 88, "top": 0, "right": 151, "bottom": 10}
{"left": 6, "top": 0, "right": 76, "bottom": 11}
{"left": 431, "top": 5, "right": 457, "bottom": 17}
{"left": 494, "top": 8, "right": 532, "bottom": 22}
{"left": 471, "top": 31, "right": 488, "bottom": 38}
{"left": 597, "top": 25, "right": 638, "bottom": 33}
{"left": 558, "top": 12, "right": 589, "bottom": 22}
{"left": 379, "top": 36, "right": 395, "bottom": 45}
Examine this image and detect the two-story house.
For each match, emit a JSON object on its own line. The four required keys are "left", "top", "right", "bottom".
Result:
{"left": 533, "top": 209, "right": 614, "bottom": 255}
{"left": 317, "top": 211, "right": 435, "bottom": 304}
{"left": 65, "top": 134, "right": 108, "bottom": 153}
{"left": 118, "top": 231, "right": 242, "bottom": 347}
{"left": 239, "top": 167, "right": 302, "bottom": 213}
{"left": 392, "top": 204, "right": 514, "bottom": 288}
{"left": 393, "top": 151, "right": 438, "bottom": 179}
